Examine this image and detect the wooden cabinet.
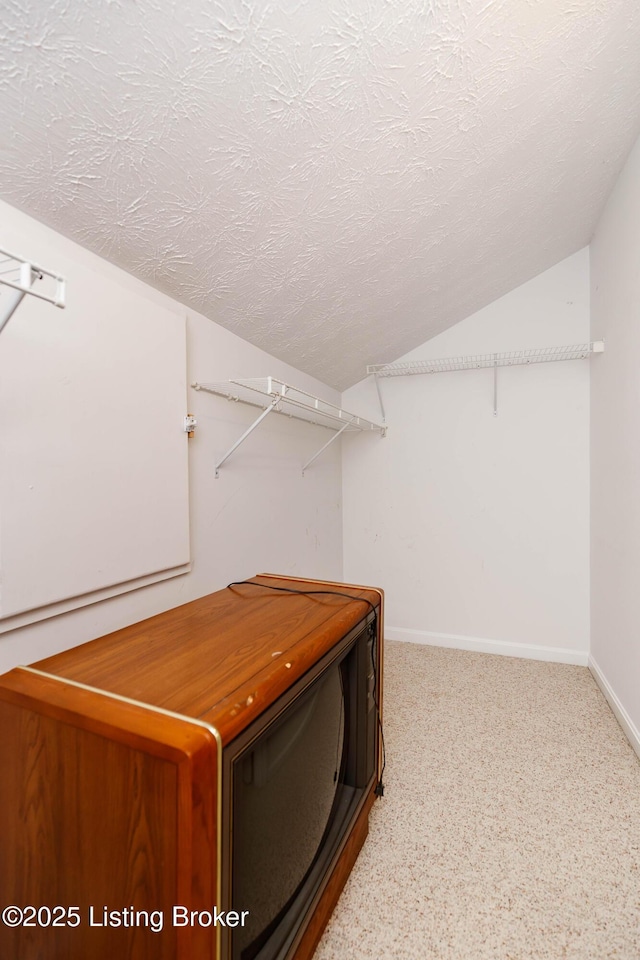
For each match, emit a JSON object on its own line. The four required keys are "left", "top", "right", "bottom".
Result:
{"left": 0, "top": 575, "right": 383, "bottom": 960}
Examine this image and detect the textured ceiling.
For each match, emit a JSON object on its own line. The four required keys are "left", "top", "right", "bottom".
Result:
{"left": 1, "top": 1, "right": 640, "bottom": 390}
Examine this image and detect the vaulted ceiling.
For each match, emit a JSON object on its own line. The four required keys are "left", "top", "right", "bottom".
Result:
{"left": 2, "top": 1, "right": 640, "bottom": 389}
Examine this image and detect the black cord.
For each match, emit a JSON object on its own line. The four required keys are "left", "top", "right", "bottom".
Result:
{"left": 227, "top": 579, "right": 386, "bottom": 795}
{"left": 227, "top": 579, "right": 379, "bottom": 617}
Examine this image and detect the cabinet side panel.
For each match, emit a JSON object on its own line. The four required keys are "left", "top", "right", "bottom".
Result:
{"left": 0, "top": 698, "right": 179, "bottom": 959}
{"left": 0, "top": 670, "right": 219, "bottom": 960}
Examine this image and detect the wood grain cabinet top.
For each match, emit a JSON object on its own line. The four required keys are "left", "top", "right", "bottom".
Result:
{"left": 0, "top": 574, "right": 383, "bottom": 960}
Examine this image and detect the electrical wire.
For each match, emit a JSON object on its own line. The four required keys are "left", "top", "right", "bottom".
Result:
{"left": 227, "top": 579, "right": 386, "bottom": 794}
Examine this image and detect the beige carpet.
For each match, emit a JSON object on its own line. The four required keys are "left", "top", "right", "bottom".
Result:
{"left": 315, "top": 641, "right": 640, "bottom": 960}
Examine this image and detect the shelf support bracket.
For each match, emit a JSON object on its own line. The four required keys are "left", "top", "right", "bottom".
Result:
{"left": 215, "top": 397, "right": 280, "bottom": 478}
{"left": 0, "top": 246, "right": 66, "bottom": 337}
{"left": 493, "top": 355, "right": 498, "bottom": 417}
{"left": 302, "top": 419, "right": 354, "bottom": 476}
{"left": 0, "top": 261, "right": 33, "bottom": 335}
{"left": 373, "top": 373, "right": 386, "bottom": 424}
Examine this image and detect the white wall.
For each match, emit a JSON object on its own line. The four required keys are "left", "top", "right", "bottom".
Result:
{"left": 589, "top": 133, "right": 640, "bottom": 752}
{"left": 342, "top": 249, "right": 591, "bottom": 664}
{"left": 0, "top": 201, "right": 343, "bottom": 674}
{"left": 0, "top": 207, "right": 191, "bottom": 627}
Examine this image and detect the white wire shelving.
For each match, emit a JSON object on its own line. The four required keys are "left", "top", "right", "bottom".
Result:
{"left": 367, "top": 341, "right": 605, "bottom": 418}
{"left": 367, "top": 341, "right": 604, "bottom": 377}
{"left": 0, "top": 245, "right": 66, "bottom": 335}
{"left": 192, "top": 377, "right": 386, "bottom": 477}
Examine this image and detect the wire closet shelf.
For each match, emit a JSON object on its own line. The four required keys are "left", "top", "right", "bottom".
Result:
{"left": 191, "top": 377, "right": 386, "bottom": 477}
{"left": 366, "top": 341, "right": 605, "bottom": 378}
{"left": 366, "top": 341, "right": 604, "bottom": 420}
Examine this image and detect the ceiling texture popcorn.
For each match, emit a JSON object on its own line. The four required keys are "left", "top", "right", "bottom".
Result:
{"left": 1, "top": 0, "right": 640, "bottom": 388}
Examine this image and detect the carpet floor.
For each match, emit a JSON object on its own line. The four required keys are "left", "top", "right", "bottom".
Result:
{"left": 315, "top": 641, "right": 640, "bottom": 960}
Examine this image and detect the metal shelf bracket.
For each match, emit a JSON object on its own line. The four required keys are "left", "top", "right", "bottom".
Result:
{"left": 0, "top": 246, "right": 66, "bottom": 335}
{"left": 212, "top": 394, "right": 281, "bottom": 478}
{"left": 192, "top": 377, "right": 385, "bottom": 477}
{"left": 302, "top": 418, "right": 354, "bottom": 476}
{"left": 368, "top": 341, "right": 605, "bottom": 417}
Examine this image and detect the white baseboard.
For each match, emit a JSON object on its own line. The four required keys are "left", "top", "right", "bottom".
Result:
{"left": 588, "top": 655, "right": 640, "bottom": 762}
{"left": 385, "top": 625, "right": 589, "bottom": 666}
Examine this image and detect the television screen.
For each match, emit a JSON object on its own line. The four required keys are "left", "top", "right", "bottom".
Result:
{"left": 231, "top": 630, "right": 375, "bottom": 960}
{"left": 231, "top": 659, "right": 345, "bottom": 959}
